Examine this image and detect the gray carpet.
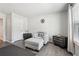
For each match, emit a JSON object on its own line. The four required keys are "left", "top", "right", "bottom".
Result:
{"left": 0, "top": 45, "right": 36, "bottom": 56}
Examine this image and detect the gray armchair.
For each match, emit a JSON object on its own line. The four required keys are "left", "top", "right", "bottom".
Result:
{"left": 23, "top": 33, "right": 32, "bottom": 40}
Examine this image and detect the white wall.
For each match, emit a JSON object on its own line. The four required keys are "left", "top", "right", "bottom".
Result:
{"left": 75, "top": 44, "right": 79, "bottom": 56}
{"left": 6, "top": 12, "right": 28, "bottom": 43}
{"left": 6, "top": 14, "right": 12, "bottom": 42}
{"left": 0, "top": 12, "right": 6, "bottom": 41}
{"left": 73, "top": 4, "right": 79, "bottom": 23}
{"left": 72, "top": 4, "right": 79, "bottom": 55}
{"left": 28, "top": 11, "right": 68, "bottom": 40}
{"left": 12, "top": 12, "right": 28, "bottom": 42}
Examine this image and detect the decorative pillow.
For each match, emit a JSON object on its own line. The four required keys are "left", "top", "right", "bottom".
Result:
{"left": 33, "top": 32, "right": 45, "bottom": 39}
{"left": 38, "top": 32, "right": 44, "bottom": 38}
{"left": 33, "top": 33, "right": 38, "bottom": 38}
{"left": 36, "top": 37, "right": 42, "bottom": 39}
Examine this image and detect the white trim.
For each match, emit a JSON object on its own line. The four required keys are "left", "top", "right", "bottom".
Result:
{"left": 3, "top": 14, "right": 6, "bottom": 41}
{"left": 11, "top": 39, "right": 23, "bottom": 43}
{"left": 74, "top": 40, "right": 79, "bottom": 47}
{"left": 0, "top": 12, "right": 6, "bottom": 42}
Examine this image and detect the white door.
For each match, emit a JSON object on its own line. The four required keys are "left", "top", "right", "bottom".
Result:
{"left": 0, "top": 18, "right": 3, "bottom": 48}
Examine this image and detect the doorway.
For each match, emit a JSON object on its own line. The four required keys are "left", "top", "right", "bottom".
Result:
{"left": 0, "top": 18, "right": 3, "bottom": 48}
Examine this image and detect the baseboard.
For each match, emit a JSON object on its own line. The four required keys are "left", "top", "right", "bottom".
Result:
{"left": 12, "top": 39, "right": 23, "bottom": 43}
{"left": 5, "top": 40, "right": 12, "bottom": 44}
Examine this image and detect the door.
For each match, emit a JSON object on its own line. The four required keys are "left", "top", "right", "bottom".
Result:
{"left": 0, "top": 18, "right": 3, "bottom": 48}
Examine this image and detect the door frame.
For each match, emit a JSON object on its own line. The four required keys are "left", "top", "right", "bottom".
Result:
{"left": 0, "top": 13, "right": 6, "bottom": 42}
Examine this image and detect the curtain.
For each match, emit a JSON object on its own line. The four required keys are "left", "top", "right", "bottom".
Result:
{"left": 68, "top": 4, "right": 75, "bottom": 54}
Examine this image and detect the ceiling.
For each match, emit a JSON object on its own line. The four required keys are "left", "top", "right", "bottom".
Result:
{"left": 0, "top": 3, "right": 68, "bottom": 17}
